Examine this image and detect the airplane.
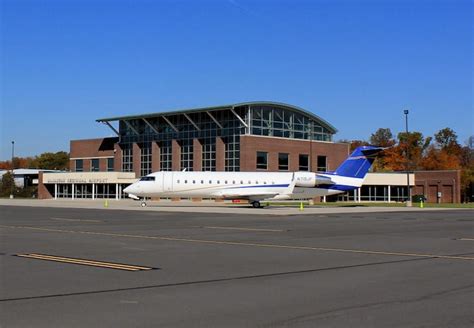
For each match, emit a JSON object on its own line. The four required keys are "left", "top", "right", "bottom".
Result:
{"left": 123, "top": 145, "right": 384, "bottom": 208}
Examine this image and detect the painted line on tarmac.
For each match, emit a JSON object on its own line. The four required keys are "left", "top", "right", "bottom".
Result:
{"left": 202, "top": 226, "right": 285, "bottom": 232}
{"left": 2, "top": 225, "right": 474, "bottom": 261}
{"left": 457, "top": 238, "right": 474, "bottom": 241}
{"left": 15, "top": 253, "right": 155, "bottom": 271}
{"left": 51, "top": 217, "right": 102, "bottom": 223}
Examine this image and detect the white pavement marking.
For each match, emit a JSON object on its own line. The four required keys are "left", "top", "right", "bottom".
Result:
{"left": 203, "top": 226, "right": 284, "bottom": 232}
{"left": 51, "top": 218, "right": 102, "bottom": 223}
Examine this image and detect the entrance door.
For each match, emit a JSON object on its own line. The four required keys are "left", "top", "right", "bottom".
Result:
{"left": 163, "top": 172, "right": 173, "bottom": 192}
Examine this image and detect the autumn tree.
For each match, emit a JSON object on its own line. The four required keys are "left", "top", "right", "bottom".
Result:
{"left": 369, "top": 128, "right": 396, "bottom": 171}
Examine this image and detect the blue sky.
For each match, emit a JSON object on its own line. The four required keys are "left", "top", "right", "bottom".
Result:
{"left": 1, "top": 0, "right": 472, "bottom": 160}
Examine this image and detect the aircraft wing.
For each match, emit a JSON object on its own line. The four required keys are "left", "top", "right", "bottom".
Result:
{"left": 212, "top": 175, "right": 297, "bottom": 201}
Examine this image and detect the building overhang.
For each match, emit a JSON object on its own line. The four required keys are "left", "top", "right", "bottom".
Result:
{"left": 96, "top": 101, "right": 338, "bottom": 134}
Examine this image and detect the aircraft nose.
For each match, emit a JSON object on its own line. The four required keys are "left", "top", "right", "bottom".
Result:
{"left": 123, "top": 184, "right": 135, "bottom": 194}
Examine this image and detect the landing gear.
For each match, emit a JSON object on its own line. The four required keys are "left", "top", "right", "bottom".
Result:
{"left": 251, "top": 201, "right": 261, "bottom": 208}
{"left": 141, "top": 201, "right": 147, "bottom": 207}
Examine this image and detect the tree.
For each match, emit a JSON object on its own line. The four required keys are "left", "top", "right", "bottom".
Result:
{"left": 32, "top": 151, "right": 69, "bottom": 170}
{"left": 0, "top": 172, "right": 15, "bottom": 197}
{"left": 420, "top": 146, "right": 460, "bottom": 170}
{"left": 370, "top": 128, "right": 396, "bottom": 147}
{"left": 434, "top": 128, "right": 462, "bottom": 156}
{"left": 396, "top": 131, "right": 432, "bottom": 170}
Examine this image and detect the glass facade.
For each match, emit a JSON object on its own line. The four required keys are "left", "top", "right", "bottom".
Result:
{"left": 180, "top": 139, "right": 193, "bottom": 171}
{"left": 114, "top": 104, "right": 335, "bottom": 176}
{"left": 140, "top": 143, "right": 152, "bottom": 176}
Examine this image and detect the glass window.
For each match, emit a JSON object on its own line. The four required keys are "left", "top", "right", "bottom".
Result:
{"left": 91, "top": 159, "right": 99, "bottom": 172}
{"left": 278, "top": 153, "right": 289, "bottom": 171}
{"left": 299, "top": 154, "right": 309, "bottom": 171}
{"left": 139, "top": 176, "right": 155, "bottom": 181}
{"left": 107, "top": 158, "right": 114, "bottom": 172}
{"left": 75, "top": 159, "right": 83, "bottom": 172}
{"left": 317, "top": 156, "right": 327, "bottom": 172}
{"left": 256, "top": 151, "right": 268, "bottom": 170}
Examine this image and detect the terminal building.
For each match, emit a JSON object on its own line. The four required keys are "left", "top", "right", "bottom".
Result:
{"left": 37, "top": 101, "right": 461, "bottom": 203}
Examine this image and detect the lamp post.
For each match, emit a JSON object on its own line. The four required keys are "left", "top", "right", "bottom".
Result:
{"left": 10, "top": 140, "right": 15, "bottom": 199}
{"left": 404, "top": 110, "right": 412, "bottom": 207}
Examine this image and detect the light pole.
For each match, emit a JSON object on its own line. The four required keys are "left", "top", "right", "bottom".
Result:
{"left": 10, "top": 140, "right": 15, "bottom": 199}
{"left": 404, "top": 110, "right": 412, "bottom": 207}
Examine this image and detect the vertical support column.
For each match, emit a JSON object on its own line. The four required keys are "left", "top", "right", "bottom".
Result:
{"left": 72, "top": 183, "right": 75, "bottom": 200}
{"left": 353, "top": 189, "right": 357, "bottom": 202}
{"left": 151, "top": 142, "right": 160, "bottom": 172}
{"left": 133, "top": 143, "right": 141, "bottom": 177}
{"left": 358, "top": 187, "right": 361, "bottom": 202}
{"left": 322, "top": 195, "right": 326, "bottom": 203}
{"left": 92, "top": 183, "right": 95, "bottom": 200}
{"left": 193, "top": 138, "right": 202, "bottom": 171}
{"left": 115, "top": 183, "right": 119, "bottom": 200}
{"left": 114, "top": 143, "right": 123, "bottom": 172}
{"left": 216, "top": 137, "right": 225, "bottom": 171}
{"left": 388, "top": 185, "right": 391, "bottom": 203}
{"left": 54, "top": 183, "right": 57, "bottom": 200}
{"left": 172, "top": 140, "right": 181, "bottom": 171}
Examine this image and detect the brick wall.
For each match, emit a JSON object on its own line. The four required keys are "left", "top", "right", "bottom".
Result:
{"left": 240, "top": 135, "right": 349, "bottom": 172}
{"left": 414, "top": 170, "right": 461, "bottom": 203}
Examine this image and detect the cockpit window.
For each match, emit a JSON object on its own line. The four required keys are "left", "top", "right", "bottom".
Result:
{"left": 140, "top": 176, "right": 155, "bottom": 181}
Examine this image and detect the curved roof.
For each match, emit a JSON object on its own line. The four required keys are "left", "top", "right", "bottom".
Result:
{"left": 96, "top": 101, "right": 337, "bottom": 134}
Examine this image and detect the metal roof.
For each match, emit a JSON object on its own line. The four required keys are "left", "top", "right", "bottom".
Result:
{"left": 96, "top": 101, "right": 337, "bottom": 133}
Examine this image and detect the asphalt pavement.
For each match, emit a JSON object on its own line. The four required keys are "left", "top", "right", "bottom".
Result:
{"left": 1, "top": 205, "right": 473, "bottom": 327}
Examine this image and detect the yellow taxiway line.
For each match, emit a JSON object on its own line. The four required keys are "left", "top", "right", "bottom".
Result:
{"left": 2, "top": 225, "right": 474, "bottom": 262}
{"left": 16, "top": 253, "right": 154, "bottom": 271}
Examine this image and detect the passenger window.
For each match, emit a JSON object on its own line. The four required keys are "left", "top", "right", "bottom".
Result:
{"left": 185, "top": 180, "right": 188, "bottom": 184}
{"left": 217, "top": 180, "right": 220, "bottom": 184}
{"left": 209, "top": 180, "right": 212, "bottom": 184}
{"left": 248, "top": 180, "right": 251, "bottom": 184}
{"left": 177, "top": 180, "right": 180, "bottom": 184}
{"left": 201, "top": 180, "right": 204, "bottom": 184}
{"left": 256, "top": 181, "right": 258, "bottom": 184}
{"left": 225, "top": 180, "right": 228, "bottom": 184}
{"left": 240, "top": 180, "right": 243, "bottom": 184}
{"left": 193, "top": 180, "right": 196, "bottom": 184}
{"left": 232, "top": 180, "right": 235, "bottom": 184}
{"left": 264, "top": 181, "right": 267, "bottom": 184}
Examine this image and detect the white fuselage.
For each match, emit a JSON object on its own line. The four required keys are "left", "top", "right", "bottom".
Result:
{"left": 124, "top": 171, "right": 363, "bottom": 200}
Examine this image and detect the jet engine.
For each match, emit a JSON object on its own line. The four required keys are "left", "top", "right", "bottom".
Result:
{"left": 294, "top": 172, "right": 334, "bottom": 187}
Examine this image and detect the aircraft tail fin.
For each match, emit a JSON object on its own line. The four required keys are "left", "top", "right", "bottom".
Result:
{"left": 332, "top": 146, "right": 384, "bottom": 179}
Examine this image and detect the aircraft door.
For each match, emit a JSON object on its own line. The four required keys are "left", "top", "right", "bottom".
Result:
{"left": 162, "top": 172, "right": 173, "bottom": 192}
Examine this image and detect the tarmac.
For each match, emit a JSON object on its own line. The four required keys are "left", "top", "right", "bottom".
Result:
{"left": 0, "top": 198, "right": 464, "bottom": 215}
{"left": 1, "top": 203, "right": 473, "bottom": 327}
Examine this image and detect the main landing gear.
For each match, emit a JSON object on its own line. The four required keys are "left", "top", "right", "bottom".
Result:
{"left": 251, "top": 201, "right": 262, "bottom": 208}
{"left": 140, "top": 198, "right": 147, "bottom": 207}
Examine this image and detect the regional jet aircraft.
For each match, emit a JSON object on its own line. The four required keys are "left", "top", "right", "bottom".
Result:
{"left": 123, "top": 146, "right": 383, "bottom": 208}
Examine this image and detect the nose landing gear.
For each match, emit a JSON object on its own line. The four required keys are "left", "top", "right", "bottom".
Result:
{"left": 140, "top": 201, "right": 147, "bottom": 207}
